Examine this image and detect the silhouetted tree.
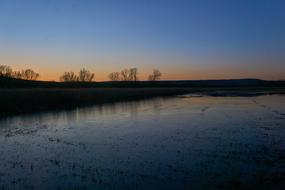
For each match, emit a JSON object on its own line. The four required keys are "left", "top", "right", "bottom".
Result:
{"left": 0, "top": 65, "right": 40, "bottom": 80}
{"left": 109, "top": 72, "right": 120, "bottom": 81}
{"left": 0, "top": 65, "right": 13, "bottom": 77}
{"left": 78, "top": 68, "right": 95, "bottom": 82}
{"left": 20, "top": 69, "right": 40, "bottom": 80}
{"left": 148, "top": 69, "right": 162, "bottom": 81}
{"left": 129, "top": 68, "right": 138, "bottom": 81}
{"left": 12, "top": 71, "right": 23, "bottom": 79}
{"left": 119, "top": 68, "right": 139, "bottom": 81}
{"left": 59, "top": 69, "right": 95, "bottom": 82}
{"left": 120, "top": 69, "right": 130, "bottom": 81}
{"left": 59, "top": 72, "right": 78, "bottom": 82}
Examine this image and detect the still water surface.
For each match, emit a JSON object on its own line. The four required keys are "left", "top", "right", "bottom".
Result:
{"left": 0, "top": 95, "right": 284, "bottom": 189}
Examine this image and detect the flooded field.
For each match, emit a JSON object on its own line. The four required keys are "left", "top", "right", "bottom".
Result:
{"left": 0, "top": 95, "right": 284, "bottom": 189}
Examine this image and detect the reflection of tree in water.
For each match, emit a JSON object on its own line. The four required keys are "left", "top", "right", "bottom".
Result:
{"left": 73, "top": 98, "right": 165, "bottom": 119}
{"left": 0, "top": 98, "right": 165, "bottom": 133}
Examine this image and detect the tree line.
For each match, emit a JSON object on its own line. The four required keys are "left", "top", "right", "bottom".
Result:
{"left": 59, "top": 69, "right": 95, "bottom": 82}
{"left": 109, "top": 68, "right": 138, "bottom": 81}
{"left": 0, "top": 65, "right": 162, "bottom": 82}
{"left": 109, "top": 68, "right": 161, "bottom": 82}
{"left": 0, "top": 65, "right": 40, "bottom": 80}
{"left": 59, "top": 67, "right": 161, "bottom": 82}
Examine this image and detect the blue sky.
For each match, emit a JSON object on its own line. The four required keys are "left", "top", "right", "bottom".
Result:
{"left": 0, "top": 0, "right": 284, "bottom": 80}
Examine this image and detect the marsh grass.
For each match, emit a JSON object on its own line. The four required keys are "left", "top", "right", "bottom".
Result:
{"left": 0, "top": 88, "right": 194, "bottom": 116}
{"left": 0, "top": 77, "right": 284, "bottom": 116}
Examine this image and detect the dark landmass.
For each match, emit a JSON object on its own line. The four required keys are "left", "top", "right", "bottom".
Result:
{"left": 1, "top": 76, "right": 285, "bottom": 88}
{"left": 0, "top": 77, "right": 284, "bottom": 116}
{"left": 0, "top": 88, "right": 194, "bottom": 116}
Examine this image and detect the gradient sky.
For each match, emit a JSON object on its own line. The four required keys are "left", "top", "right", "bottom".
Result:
{"left": 0, "top": 0, "right": 284, "bottom": 81}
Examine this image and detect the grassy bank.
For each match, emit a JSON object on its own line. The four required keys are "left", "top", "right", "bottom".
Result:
{"left": 0, "top": 88, "right": 194, "bottom": 116}
{"left": 0, "top": 87, "right": 285, "bottom": 117}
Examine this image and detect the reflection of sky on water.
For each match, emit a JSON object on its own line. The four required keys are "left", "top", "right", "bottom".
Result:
{"left": 0, "top": 97, "right": 165, "bottom": 129}
{"left": 0, "top": 95, "right": 284, "bottom": 189}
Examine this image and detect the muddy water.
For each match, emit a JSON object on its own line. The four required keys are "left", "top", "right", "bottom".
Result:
{"left": 0, "top": 95, "right": 284, "bottom": 190}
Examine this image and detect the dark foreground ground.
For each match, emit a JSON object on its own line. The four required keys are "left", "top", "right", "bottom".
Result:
{"left": 0, "top": 87, "right": 285, "bottom": 116}
{"left": 0, "top": 88, "right": 191, "bottom": 116}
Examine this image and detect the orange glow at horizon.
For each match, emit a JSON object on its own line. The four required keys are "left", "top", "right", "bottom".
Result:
{"left": 4, "top": 64, "right": 285, "bottom": 82}
{"left": 1, "top": 51, "right": 285, "bottom": 81}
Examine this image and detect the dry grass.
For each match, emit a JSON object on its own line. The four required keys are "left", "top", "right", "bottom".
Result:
{"left": 0, "top": 88, "right": 194, "bottom": 116}
{"left": 0, "top": 87, "right": 284, "bottom": 116}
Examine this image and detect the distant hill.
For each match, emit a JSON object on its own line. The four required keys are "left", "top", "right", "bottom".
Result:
{"left": 0, "top": 76, "right": 284, "bottom": 88}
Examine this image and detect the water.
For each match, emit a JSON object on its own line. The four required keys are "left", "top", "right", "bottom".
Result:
{"left": 0, "top": 95, "right": 284, "bottom": 189}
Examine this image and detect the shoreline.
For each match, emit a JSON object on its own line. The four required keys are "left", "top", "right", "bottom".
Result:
{"left": 0, "top": 87, "right": 285, "bottom": 117}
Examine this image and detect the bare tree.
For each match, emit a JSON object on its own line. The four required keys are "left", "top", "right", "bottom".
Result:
{"left": 0, "top": 65, "right": 13, "bottom": 77}
{"left": 120, "top": 69, "right": 130, "bottom": 81}
{"left": 20, "top": 69, "right": 40, "bottom": 80}
{"left": 78, "top": 68, "right": 95, "bottom": 82}
{"left": 0, "top": 65, "right": 40, "bottom": 80}
{"left": 129, "top": 68, "right": 138, "bottom": 81}
{"left": 59, "top": 72, "right": 78, "bottom": 82}
{"left": 59, "top": 69, "right": 95, "bottom": 82}
{"left": 148, "top": 69, "right": 162, "bottom": 81}
{"left": 119, "top": 68, "right": 139, "bottom": 81}
{"left": 109, "top": 72, "right": 120, "bottom": 81}
{"left": 12, "top": 71, "right": 22, "bottom": 79}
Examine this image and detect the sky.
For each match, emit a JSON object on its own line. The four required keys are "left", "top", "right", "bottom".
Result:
{"left": 0, "top": 0, "right": 284, "bottom": 81}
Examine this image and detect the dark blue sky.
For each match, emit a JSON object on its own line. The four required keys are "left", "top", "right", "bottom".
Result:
{"left": 0, "top": 0, "right": 284, "bottom": 80}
